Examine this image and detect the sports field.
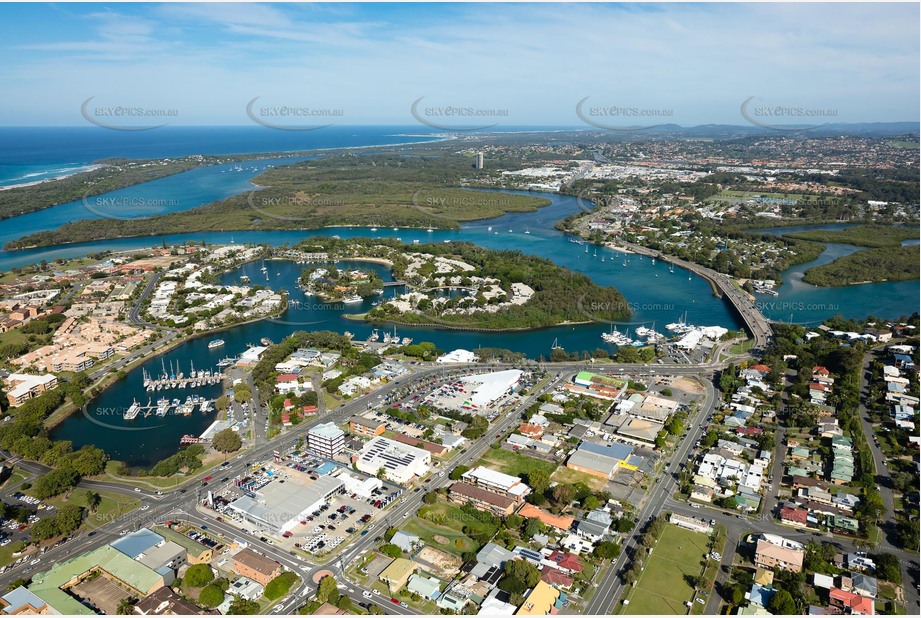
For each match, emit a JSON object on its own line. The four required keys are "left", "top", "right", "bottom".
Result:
{"left": 621, "top": 524, "right": 710, "bottom": 614}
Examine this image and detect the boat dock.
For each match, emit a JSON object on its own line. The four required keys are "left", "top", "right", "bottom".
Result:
{"left": 123, "top": 395, "right": 216, "bottom": 419}
{"left": 143, "top": 360, "right": 223, "bottom": 392}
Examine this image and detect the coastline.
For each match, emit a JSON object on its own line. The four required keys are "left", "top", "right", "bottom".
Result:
{"left": 0, "top": 164, "right": 105, "bottom": 190}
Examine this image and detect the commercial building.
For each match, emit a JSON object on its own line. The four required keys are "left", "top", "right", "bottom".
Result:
{"left": 29, "top": 546, "right": 166, "bottom": 616}
{"left": 0, "top": 587, "right": 51, "bottom": 614}
{"left": 227, "top": 474, "right": 345, "bottom": 534}
{"left": 339, "top": 472, "right": 383, "bottom": 499}
{"left": 306, "top": 422, "right": 346, "bottom": 459}
{"left": 565, "top": 441, "right": 640, "bottom": 479}
{"left": 353, "top": 437, "right": 430, "bottom": 484}
{"left": 461, "top": 466, "right": 530, "bottom": 503}
{"left": 111, "top": 528, "right": 186, "bottom": 572}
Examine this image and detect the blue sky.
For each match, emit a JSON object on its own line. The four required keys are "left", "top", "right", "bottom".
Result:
{"left": 0, "top": 2, "right": 918, "bottom": 126}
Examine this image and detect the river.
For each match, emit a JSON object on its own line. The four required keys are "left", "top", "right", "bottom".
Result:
{"left": 0, "top": 150, "right": 912, "bottom": 465}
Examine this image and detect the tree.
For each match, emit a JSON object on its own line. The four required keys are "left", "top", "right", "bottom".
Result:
{"left": 198, "top": 584, "right": 224, "bottom": 607}
{"left": 264, "top": 573, "right": 296, "bottom": 601}
{"left": 423, "top": 491, "right": 437, "bottom": 504}
{"left": 767, "top": 589, "right": 797, "bottom": 615}
{"left": 526, "top": 469, "right": 551, "bottom": 495}
{"left": 503, "top": 558, "right": 540, "bottom": 588}
{"left": 594, "top": 541, "right": 621, "bottom": 560}
{"left": 6, "top": 579, "right": 27, "bottom": 592}
{"left": 550, "top": 484, "right": 574, "bottom": 505}
{"left": 316, "top": 576, "right": 340, "bottom": 605}
{"left": 32, "top": 467, "right": 80, "bottom": 499}
{"left": 184, "top": 564, "right": 215, "bottom": 588}
{"left": 336, "top": 596, "right": 353, "bottom": 612}
{"left": 449, "top": 465, "right": 469, "bottom": 481}
{"left": 211, "top": 428, "right": 242, "bottom": 454}
{"left": 228, "top": 595, "right": 260, "bottom": 615}
{"left": 872, "top": 553, "right": 902, "bottom": 585}
{"left": 116, "top": 597, "right": 137, "bottom": 615}
{"left": 523, "top": 518, "right": 542, "bottom": 539}
{"left": 85, "top": 491, "right": 101, "bottom": 512}
{"left": 380, "top": 544, "right": 402, "bottom": 559}
{"left": 583, "top": 495, "right": 601, "bottom": 511}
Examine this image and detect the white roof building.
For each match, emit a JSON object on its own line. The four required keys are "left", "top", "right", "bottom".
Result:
{"left": 437, "top": 349, "right": 479, "bottom": 363}
{"left": 354, "top": 437, "right": 430, "bottom": 484}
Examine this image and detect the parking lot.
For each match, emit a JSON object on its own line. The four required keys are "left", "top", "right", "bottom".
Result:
{"left": 204, "top": 450, "right": 400, "bottom": 557}
{"left": 0, "top": 491, "right": 55, "bottom": 550}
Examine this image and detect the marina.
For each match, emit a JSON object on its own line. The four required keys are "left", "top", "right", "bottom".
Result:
{"left": 123, "top": 395, "right": 214, "bottom": 419}
{"left": 142, "top": 360, "right": 223, "bottom": 391}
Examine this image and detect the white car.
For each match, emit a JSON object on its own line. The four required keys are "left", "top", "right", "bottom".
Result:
{"left": 363, "top": 591, "right": 372, "bottom": 599}
{"left": 140, "top": 505, "right": 150, "bottom": 511}
{"left": 134, "top": 488, "right": 142, "bottom": 493}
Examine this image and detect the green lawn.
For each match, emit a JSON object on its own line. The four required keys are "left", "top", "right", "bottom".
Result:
{"left": 0, "top": 541, "right": 27, "bottom": 568}
{"left": 1, "top": 467, "right": 30, "bottom": 490}
{"left": 404, "top": 500, "right": 495, "bottom": 556}
{"left": 37, "top": 489, "right": 142, "bottom": 531}
{"left": 475, "top": 449, "right": 555, "bottom": 479}
{"left": 729, "top": 339, "right": 754, "bottom": 354}
{"left": 620, "top": 525, "right": 710, "bottom": 614}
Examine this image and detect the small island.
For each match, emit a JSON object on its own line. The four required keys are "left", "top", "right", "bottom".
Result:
{"left": 284, "top": 236, "right": 631, "bottom": 330}
{"left": 298, "top": 265, "right": 383, "bottom": 302}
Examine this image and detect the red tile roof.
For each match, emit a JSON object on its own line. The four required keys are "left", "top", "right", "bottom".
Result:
{"left": 780, "top": 507, "right": 808, "bottom": 525}
{"left": 540, "top": 567, "right": 573, "bottom": 588}
{"left": 829, "top": 588, "right": 874, "bottom": 615}
{"left": 548, "top": 551, "right": 583, "bottom": 573}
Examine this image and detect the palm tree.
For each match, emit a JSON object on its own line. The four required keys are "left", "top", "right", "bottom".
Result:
{"left": 85, "top": 491, "right": 102, "bottom": 513}
{"left": 116, "top": 597, "right": 136, "bottom": 615}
